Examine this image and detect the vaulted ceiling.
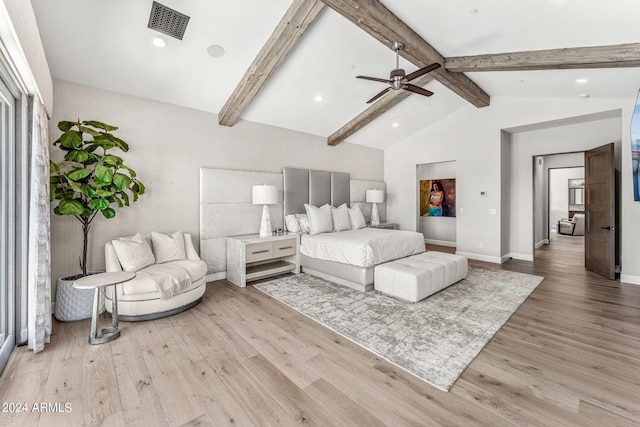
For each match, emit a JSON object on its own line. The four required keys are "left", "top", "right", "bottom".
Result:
{"left": 31, "top": 0, "right": 640, "bottom": 149}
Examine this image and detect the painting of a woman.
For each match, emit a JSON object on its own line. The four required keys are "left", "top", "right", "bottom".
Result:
{"left": 420, "top": 178, "right": 456, "bottom": 217}
{"left": 428, "top": 181, "right": 444, "bottom": 216}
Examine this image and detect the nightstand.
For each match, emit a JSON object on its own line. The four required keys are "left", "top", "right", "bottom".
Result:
{"left": 226, "top": 233, "right": 300, "bottom": 287}
{"left": 369, "top": 222, "right": 398, "bottom": 230}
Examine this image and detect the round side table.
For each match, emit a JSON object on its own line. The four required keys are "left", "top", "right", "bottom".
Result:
{"left": 73, "top": 271, "right": 135, "bottom": 345}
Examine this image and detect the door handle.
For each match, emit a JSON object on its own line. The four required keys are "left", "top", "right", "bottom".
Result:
{"left": 600, "top": 226, "right": 614, "bottom": 231}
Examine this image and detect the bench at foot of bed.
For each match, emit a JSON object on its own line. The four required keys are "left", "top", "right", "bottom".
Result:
{"left": 374, "top": 252, "right": 468, "bottom": 302}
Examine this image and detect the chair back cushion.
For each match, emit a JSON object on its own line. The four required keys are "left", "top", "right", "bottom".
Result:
{"left": 151, "top": 231, "right": 187, "bottom": 263}
{"left": 111, "top": 233, "right": 156, "bottom": 272}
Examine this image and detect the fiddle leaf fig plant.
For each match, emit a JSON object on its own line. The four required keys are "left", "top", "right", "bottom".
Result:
{"left": 50, "top": 120, "right": 145, "bottom": 278}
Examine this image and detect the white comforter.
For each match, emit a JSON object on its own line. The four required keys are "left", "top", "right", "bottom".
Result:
{"left": 300, "top": 228, "right": 425, "bottom": 268}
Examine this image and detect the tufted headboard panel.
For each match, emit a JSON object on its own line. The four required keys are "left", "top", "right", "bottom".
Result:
{"left": 283, "top": 167, "right": 350, "bottom": 217}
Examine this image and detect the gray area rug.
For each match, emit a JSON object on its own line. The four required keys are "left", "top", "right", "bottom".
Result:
{"left": 254, "top": 266, "right": 543, "bottom": 391}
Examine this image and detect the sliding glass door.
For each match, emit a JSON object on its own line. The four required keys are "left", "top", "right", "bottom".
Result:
{"left": 0, "top": 74, "right": 16, "bottom": 372}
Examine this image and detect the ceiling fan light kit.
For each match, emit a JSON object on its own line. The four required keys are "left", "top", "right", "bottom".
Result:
{"left": 357, "top": 41, "right": 441, "bottom": 103}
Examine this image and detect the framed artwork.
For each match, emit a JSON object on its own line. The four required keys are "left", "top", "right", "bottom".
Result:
{"left": 420, "top": 179, "right": 456, "bottom": 217}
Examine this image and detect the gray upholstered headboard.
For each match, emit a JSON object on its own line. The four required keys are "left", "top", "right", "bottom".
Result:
{"left": 283, "top": 167, "right": 350, "bottom": 216}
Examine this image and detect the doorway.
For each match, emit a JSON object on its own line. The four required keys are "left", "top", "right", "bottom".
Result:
{"left": 505, "top": 109, "right": 622, "bottom": 270}
{"left": 416, "top": 161, "right": 457, "bottom": 248}
{"left": 532, "top": 146, "right": 619, "bottom": 280}
{"left": 0, "top": 72, "right": 16, "bottom": 372}
{"left": 548, "top": 165, "right": 585, "bottom": 255}
{"left": 533, "top": 153, "right": 585, "bottom": 254}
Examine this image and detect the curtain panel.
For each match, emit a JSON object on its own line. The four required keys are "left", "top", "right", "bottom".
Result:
{"left": 27, "top": 95, "right": 51, "bottom": 353}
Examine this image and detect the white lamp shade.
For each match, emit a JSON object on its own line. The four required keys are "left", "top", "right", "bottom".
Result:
{"left": 252, "top": 185, "right": 278, "bottom": 205}
{"left": 366, "top": 189, "right": 384, "bottom": 204}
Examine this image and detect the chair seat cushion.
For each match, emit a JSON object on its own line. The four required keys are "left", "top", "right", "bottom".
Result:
{"left": 117, "top": 259, "right": 207, "bottom": 301}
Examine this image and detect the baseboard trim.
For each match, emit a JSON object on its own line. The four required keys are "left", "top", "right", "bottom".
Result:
{"left": 620, "top": 274, "right": 640, "bottom": 286}
{"left": 535, "top": 239, "right": 549, "bottom": 249}
{"left": 455, "top": 251, "right": 503, "bottom": 264}
{"left": 424, "top": 239, "right": 456, "bottom": 248}
{"left": 509, "top": 253, "right": 535, "bottom": 262}
{"left": 206, "top": 272, "right": 226, "bottom": 282}
{"left": 500, "top": 254, "right": 512, "bottom": 263}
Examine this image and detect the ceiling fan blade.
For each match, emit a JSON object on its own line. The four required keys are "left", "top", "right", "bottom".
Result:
{"left": 357, "top": 75, "right": 392, "bottom": 84}
{"left": 404, "top": 63, "right": 441, "bottom": 82}
{"left": 366, "top": 87, "right": 392, "bottom": 103}
{"left": 403, "top": 84, "right": 434, "bottom": 97}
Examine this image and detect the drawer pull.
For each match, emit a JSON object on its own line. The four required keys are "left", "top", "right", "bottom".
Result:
{"left": 278, "top": 246, "right": 293, "bottom": 250}
{"left": 252, "top": 249, "right": 270, "bottom": 255}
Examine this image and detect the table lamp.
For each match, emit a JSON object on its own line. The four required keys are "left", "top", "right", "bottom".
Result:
{"left": 366, "top": 189, "right": 385, "bottom": 226}
{"left": 252, "top": 185, "right": 278, "bottom": 238}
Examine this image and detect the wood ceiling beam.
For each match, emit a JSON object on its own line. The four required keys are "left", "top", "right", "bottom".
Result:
{"left": 218, "top": 0, "right": 325, "bottom": 127}
{"left": 328, "top": 75, "right": 432, "bottom": 146}
{"left": 320, "top": 0, "right": 490, "bottom": 108}
{"left": 445, "top": 43, "right": 640, "bottom": 72}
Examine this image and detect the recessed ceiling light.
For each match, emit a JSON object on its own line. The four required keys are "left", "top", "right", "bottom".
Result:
{"left": 575, "top": 78, "right": 589, "bottom": 84}
{"left": 152, "top": 37, "right": 167, "bottom": 48}
{"left": 314, "top": 95, "right": 323, "bottom": 102}
{"left": 469, "top": 8, "right": 478, "bottom": 14}
{"left": 207, "top": 44, "right": 225, "bottom": 58}
{"left": 392, "top": 122, "right": 399, "bottom": 128}
{"left": 579, "top": 93, "right": 590, "bottom": 98}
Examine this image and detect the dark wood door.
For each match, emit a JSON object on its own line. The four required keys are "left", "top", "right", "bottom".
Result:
{"left": 584, "top": 143, "right": 615, "bottom": 280}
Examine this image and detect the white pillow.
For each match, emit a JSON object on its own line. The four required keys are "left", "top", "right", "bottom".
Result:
{"left": 285, "top": 214, "right": 301, "bottom": 232}
{"left": 151, "top": 231, "right": 187, "bottom": 263}
{"left": 331, "top": 203, "right": 351, "bottom": 232}
{"left": 304, "top": 204, "right": 333, "bottom": 235}
{"left": 295, "top": 214, "right": 311, "bottom": 234}
{"left": 111, "top": 233, "right": 155, "bottom": 272}
{"left": 348, "top": 205, "right": 366, "bottom": 230}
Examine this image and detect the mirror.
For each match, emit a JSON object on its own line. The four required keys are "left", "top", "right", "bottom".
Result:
{"left": 569, "top": 188, "right": 584, "bottom": 205}
{"left": 568, "top": 178, "right": 585, "bottom": 211}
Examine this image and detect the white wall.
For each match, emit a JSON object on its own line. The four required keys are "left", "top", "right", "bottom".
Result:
{"left": 50, "top": 80, "right": 384, "bottom": 290}
{"left": 416, "top": 161, "right": 456, "bottom": 246}
{"left": 1, "top": 0, "right": 52, "bottom": 112}
{"left": 385, "top": 95, "right": 640, "bottom": 284}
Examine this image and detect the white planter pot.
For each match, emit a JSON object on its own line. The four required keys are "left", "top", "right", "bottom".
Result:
{"left": 54, "top": 272, "right": 105, "bottom": 321}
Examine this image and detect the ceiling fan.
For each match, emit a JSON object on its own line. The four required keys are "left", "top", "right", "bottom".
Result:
{"left": 357, "top": 42, "right": 441, "bottom": 104}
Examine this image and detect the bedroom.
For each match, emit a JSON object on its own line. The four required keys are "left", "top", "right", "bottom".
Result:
{"left": 1, "top": 0, "right": 640, "bottom": 425}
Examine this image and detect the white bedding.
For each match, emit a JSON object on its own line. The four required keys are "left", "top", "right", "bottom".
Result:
{"left": 300, "top": 228, "right": 425, "bottom": 268}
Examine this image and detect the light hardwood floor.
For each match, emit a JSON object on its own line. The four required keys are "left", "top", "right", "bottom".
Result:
{"left": 1, "top": 234, "right": 639, "bottom": 426}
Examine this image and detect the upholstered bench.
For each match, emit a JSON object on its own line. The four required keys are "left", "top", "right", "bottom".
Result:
{"left": 374, "top": 251, "right": 468, "bottom": 302}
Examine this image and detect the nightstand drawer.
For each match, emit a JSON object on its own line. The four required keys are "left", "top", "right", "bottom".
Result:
{"left": 245, "top": 242, "right": 273, "bottom": 262}
{"left": 273, "top": 238, "right": 296, "bottom": 257}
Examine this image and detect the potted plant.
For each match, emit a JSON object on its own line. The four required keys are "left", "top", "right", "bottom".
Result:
{"left": 50, "top": 119, "right": 145, "bottom": 320}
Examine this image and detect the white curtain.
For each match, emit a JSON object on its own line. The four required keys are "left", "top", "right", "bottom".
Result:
{"left": 27, "top": 96, "right": 51, "bottom": 353}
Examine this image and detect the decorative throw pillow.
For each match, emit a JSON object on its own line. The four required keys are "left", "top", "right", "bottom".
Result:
{"left": 348, "top": 205, "right": 367, "bottom": 230}
{"left": 331, "top": 203, "right": 351, "bottom": 232}
{"left": 295, "top": 214, "right": 311, "bottom": 234}
{"left": 111, "top": 233, "right": 155, "bottom": 272}
{"left": 151, "top": 231, "right": 187, "bottom": 263}
{"left": 285, "top": 214, "right": 301, "bottom": 233}
{"left": 305, "top": 204, "right": 333, "bottom": 235}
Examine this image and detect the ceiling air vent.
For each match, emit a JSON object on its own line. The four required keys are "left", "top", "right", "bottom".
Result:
{"left": 147, "top": 1, "right": 190, "bottom": 40}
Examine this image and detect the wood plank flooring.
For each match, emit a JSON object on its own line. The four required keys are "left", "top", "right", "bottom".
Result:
{"left": 2, "top": 234, "right": 640, "bottom": 426}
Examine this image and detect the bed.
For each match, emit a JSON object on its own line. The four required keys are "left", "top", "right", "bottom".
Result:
{"left": 283, "top": 167, "right": 425, "bottom": 291}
